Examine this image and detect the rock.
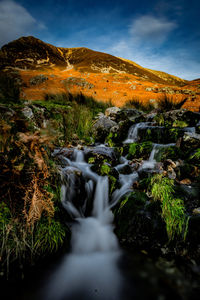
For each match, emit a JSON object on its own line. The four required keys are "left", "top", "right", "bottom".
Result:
{"left": 62, "top": 77, "right": 94, "bottom": 89}
{"left": 30, "top": 74, "right": 48, "bottom": 85}
{"left": 163, "top": 109, "right": 200, "bottom": 126}
{"left": 183, "top": 132, "right": 200, "bottom": 144}
{"left": 61, "top": 166, "right": 87, "bottom": 209}
{"left": 92, "top": 116, "right": 117, "bottom": 142}
{"left": 167, "top": 168, "right": 176, "bottom": 179}
{"left": 146, "top": 87, "right": 155, "bottom": 92}
{"left": 21, "top": 106, "right": 34, "bottom": 119}
{"left": 180, "top": 179, "right": 192, "bottom": 185}
{"left": 130, "top": 85, "right": 136, "bottom": 90}
{"left": 84, "top": 146, "right": 117, "bottom": 161}
{"left": 193, "top": 208, "right": 200, "bottom": 215}
{"left": 110, "top": 125, "right": 120, "bottom": 133}
{"left": 105, "top": 107, "right": 121, "bottom": 120}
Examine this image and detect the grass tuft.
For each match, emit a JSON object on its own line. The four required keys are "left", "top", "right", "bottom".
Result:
{"left": 124, "top": 98, "right": 154, "bottom": 112}
{"left": 150, "top": 174, "right": 189, "bottom": 241}
{"left": 157, "top": 94, "right": 187, "bottom": 111}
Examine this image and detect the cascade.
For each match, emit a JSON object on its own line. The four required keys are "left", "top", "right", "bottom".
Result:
{"left": 43, "top": 147, "right": 138, "bottom": 300}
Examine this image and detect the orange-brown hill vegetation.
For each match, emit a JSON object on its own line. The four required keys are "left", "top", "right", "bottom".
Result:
{"left": 0, "top": 36, "right": 199, "bottom": 111}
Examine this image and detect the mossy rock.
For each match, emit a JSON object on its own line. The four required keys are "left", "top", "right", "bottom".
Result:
{"left": 128, "top": 142, "right": 153, "bottom": 160}
{"left": 114, "top": 191, "right": 166, "bottom": 247}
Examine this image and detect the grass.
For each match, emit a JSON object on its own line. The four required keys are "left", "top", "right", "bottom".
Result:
{"left": 157, "top": 94, "right": 188, "bottom": 111}
{"left": 43, "top": 92, "right": 112, "bottom": 143}
{"left": 45, "top": 92, "right": 111, "bottom": 114}
{"left": 124, "top": 98, "right": 154, "bottom": 112}
{"left": 150, "top": 174, "right": 189, "bottom": 241}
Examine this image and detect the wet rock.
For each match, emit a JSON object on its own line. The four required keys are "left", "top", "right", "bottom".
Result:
{"left": 163, "top": 109, "right": 200, "bottom": 126}
{"left": 61, "top": 166, "right": 87, "bottom": 209}
{"left": 92, "top": 116, "right": 117, "bottom": 142}
{"left": 182, "top": 132, "right": 200, "bottom": 149}
{"left": 30, "top": 74, "right": 48, "bottom": 85}
{"left": 84, "top": 145, "right": 117, "bottom": 161}
{"left": 122, "top": 108, "right": 143, "bottom": 121}
{"left": 21, "top": 106, "right": 34, "bottom": 119}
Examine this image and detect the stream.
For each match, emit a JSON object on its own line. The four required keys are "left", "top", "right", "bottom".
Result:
{"left": 2, "top": 120, "right": 199, "bottom": 300}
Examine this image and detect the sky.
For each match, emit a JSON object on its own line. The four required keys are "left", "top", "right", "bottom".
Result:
{"left": 0, "top": 0, "right": 199, "bottom": 80}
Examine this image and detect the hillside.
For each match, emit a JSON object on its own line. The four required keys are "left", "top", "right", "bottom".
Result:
{"left": 0, "top": 36, "right": 199, "bottom": 111}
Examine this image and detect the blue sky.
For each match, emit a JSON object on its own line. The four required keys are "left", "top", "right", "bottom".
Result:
{"left": 0, "top": 0, "right": 199, "bottom": 80}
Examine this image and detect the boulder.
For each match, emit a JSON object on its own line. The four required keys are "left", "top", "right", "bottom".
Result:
{"left": 183, "top": 132, "right": 200, "bottom": 148}
{"left": 92, "top": 116, "right": 117, "bottom": 142}
{"left": 105, "top": 107, "right": 121, "bottom": 119}
{"left": 163, "top": 109, "right": 200, "bottom": 126}
{"left": 84, "top": 145, "right": 117, "bottom": 161}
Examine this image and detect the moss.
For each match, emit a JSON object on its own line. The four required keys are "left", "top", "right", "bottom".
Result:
{"left": 156, "top": 146, "right": 181, "bottom": 161}
{"left": 150, "top": 174, "right": 189, "bottom": 241}
{"left": 169, "top": 128, "right": 179, "bottom": 140}
{"left": 154, "top": 114, "right": 165, "bottom": 126}
{"left": 100, "top": 163, "right": 111, "bottom": 175}
{"left": 128, "top": 141, "right": 153, "bottom": 159}
{"left": 172, "top": 120, "right": 188, "bottom": 128}
{"left": 109, "top": 175, "right": 117, "bottom": 194}
{"left": 88, "top": 156, "right": 96, "bottom": 164}
{"left": 105, "top": 132, "right": 118, "bottom": 147}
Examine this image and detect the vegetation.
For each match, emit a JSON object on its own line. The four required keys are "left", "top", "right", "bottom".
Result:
{"left": 36, "top": 92, "right": 111, "bottom": 143}
{"left": 150, "top": 174, "right": 189, "bottom": 241}
{"left": 0, "top": 72, "right": 21, "bottom": 104}
{"left": 124, "top": 98, "right": 154, "bottom": 112}
{"left": 157, "top": 94, "right": 187, "bottom": 111}
{"left": 128, "top": 141, "right": 153, "bottom": 159}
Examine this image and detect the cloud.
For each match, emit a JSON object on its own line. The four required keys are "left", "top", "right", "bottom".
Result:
{"left": 0, "top": 0, "right": 46, "bottom": 46}
{"left": 129, "top": 15, "right": 177, "bottom": 44}
{"left": 107, "top": 38, "right": 199, "bottom": 80}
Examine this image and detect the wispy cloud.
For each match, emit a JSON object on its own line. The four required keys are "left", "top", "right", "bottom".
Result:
{"left": 0, "top": 0, "right": 46, "bottom": 47}
{"left": 107, "top": 37, "right": 200, "bottom": 80}
{"left": 129, "top": 15, "right": 177, "bottom": 45}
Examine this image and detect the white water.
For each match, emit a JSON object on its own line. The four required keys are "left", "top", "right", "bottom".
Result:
{"left": 43, "top": 148, "right": 139, "bottom": 300}
{"left": 140, "top": 143, "right": 175, "bottom": 171}
{"left": 124, "top": 122, "right": 148, "bottom": 143}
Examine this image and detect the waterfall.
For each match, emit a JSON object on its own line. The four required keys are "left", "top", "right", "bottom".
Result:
{"left": 140, "top": 143, "right": 176, "bottom": 171}
{"left": 43, "top": 148, "right": 138, "bottom": 300}
{"left": 124, "top": 122, "right": 154, "bottom": 143}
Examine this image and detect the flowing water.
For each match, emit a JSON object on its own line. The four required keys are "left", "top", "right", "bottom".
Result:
{"left": 3, "top": 122, "right": 198, "bottom": 300}
{"left": 39, "top": 148, "right": 140, "bottom": 300}
{"left": 139, "top": 143, "right": 175, "bottom": 171}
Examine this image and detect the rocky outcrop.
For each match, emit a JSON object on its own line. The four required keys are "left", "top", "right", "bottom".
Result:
{"left": 30, "top": 74, "right": 48, "bottom": 85}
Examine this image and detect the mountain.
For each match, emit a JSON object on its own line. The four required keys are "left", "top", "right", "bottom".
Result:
{"left": 0, "top": 36, "right": 199, "bottom": 111}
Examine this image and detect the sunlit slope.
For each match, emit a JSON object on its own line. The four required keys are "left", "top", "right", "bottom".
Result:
{"left": 0, "top": 36, "right": 199, "bottom": 111}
